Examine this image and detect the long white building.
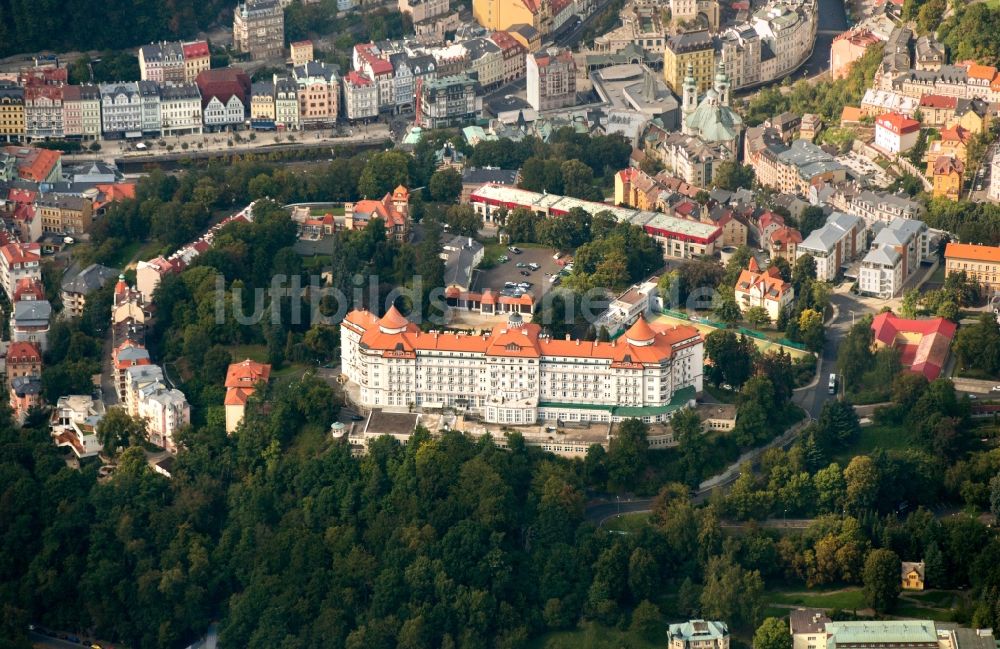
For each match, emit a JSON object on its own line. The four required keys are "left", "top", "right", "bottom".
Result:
{"left": 341, "top": 308, "right": 704, "bottom": 425}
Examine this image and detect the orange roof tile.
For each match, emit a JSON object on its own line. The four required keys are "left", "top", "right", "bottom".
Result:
{"left": 945, "top": 242, "right": 1000, "bottom": 263}
{"left": 877, "top": 112, "right": 920, "bottom": 135}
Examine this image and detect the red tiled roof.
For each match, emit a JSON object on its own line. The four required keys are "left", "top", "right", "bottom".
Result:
{"left": 3, "top": 146, "right": 61, "bottom": 182}
{"left": 933, "top": 155, "right": 964, "bottom": 175}
{"left": 870, "top": 312, "right": 956, "bottom": 381}
{"left": 345, "top": 71, "right": 372, "bottom": 87}
{"left": 945, "top": 242, "right": 1000, "bottom": 263}
{"left": 183, "top": 40, "right": 210, "bottom": 59}
{"left": 0, "top": 242, "right": 40, "bottom": 266}
{"left": 876, "top": 112, "right": 920, "bottom": 135}
{"left": 918, "top": 94, "right": 957, "bottom": 109}
{"left": 6, "top": 341, "right": 41, "bottom": 363}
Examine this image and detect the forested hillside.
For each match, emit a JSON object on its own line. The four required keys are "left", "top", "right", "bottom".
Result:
{"left": 0, "top": 0, "right": 235, "bottom": 57}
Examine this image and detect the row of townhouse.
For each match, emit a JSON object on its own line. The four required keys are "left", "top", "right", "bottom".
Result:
{"left": 744, "top": 125, "right": 848, "bottom": 195}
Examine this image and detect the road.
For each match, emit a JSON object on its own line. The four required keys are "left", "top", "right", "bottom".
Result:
{"left": 969, "top": 139, "right": 997, "bottom": 203}
{"left": 792, "top": 289, "right": 860, "bottom": 419}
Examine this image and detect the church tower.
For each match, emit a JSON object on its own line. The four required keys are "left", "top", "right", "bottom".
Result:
{"left": 714, "top": 60, "right": 731, "bottom": 107}
{"left": 681, "top": 63, "right": 697, "bottom": 133}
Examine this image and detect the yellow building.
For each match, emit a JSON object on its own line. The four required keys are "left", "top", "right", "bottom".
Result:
{"left": 508, "top": 23, "right": 542, "bottom": 52}
{"left": 474, "top": 0, "right": 551, "bottom": 36}
{"left": 0, "top": 83, "right": 25, "bottom": 142}
{"left": 901, "top": 561, "right": 925, "bottom": 591}
{"left": 663, "top": 30, "right": 715, "bottom": 95}
{"left": 931, "top": 155, "right": 963, "bottom": 201}
{"left": 945, "top": 242, "right": 1000, "bottom": 293}
{"left": 945, "top": 98, "right": 991, "bottom": 135}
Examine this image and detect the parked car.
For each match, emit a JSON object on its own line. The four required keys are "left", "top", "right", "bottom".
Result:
{"left": 992, "top": 385, "right": 1000, "bottom": 392}
{"left": 516, "top": 262, "right": 527, "bottom": 268}
{"left": 528, "top": 262, "right": 540, "bottom": 270}
{"left": 508, "top": 246, "right": 522, "bottom": 254}
{"left": 497, "top": 255, "right": 509, "bottom": 263}
{"left": 520, "top": 270, "right": 530, "bottom": 276}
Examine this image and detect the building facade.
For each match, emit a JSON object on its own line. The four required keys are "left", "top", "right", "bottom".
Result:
{"left": 342, "top": 71, "right": 379, "bottom": 121}
{"left": 667, "top": 620, "right": 730, "bottom": 649}
{"left": 945, "top": 243, "right": 1000, "bottom": 293}
{"left": 797, "top": 211, "right": 866, "bottom": 281}
{"left": 99, "top": 83, "right": 143, "bottom": 138}
{"left": 159, "top": 83, "right": 203, "bottom": 135}
{"left": 234, "top": 0, "right": 285, "bottom": 61}
{"left": 139, "top": 42, "right": 186, "bottom": 84}
{"left": 663, "top": 30, "right": 715, "bottom": 95}
{"left": 342, "top": 308, "right": 704, "bottom": 425}
{"left": 293, "top": 61, "right": 339, "bottom": 125}
{"left": 527, "top": 47, "right": 576, "bottom": 111}
{"left": 418, "top": 74, "right": 479, "bottom": 129}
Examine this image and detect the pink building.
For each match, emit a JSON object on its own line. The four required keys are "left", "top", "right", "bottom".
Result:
{"left": 830, "top": 29, "right": 881, "bottom": 80}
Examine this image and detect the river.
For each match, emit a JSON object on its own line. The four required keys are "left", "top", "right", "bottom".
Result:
{"left": 802, "top": 0, "right": 851, "bottom": 77}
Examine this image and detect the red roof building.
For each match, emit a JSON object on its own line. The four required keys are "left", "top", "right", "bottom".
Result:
{"left": 2, "top": 146, "right": 62, "bottom": 183}
{"left": 224, "top": 358, "right": 272, "bottom": 433}
{"left": 345, "top": 185, "right": 410, "bottom": 241}
{"left": 871, "top": 312, "right": 956, "bottom": 381}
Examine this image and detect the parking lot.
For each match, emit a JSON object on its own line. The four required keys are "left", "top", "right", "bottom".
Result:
{"left": 472, "top": 246, "right": 567, "bottom": 301}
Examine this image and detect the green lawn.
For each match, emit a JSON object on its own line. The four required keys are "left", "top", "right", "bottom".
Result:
{"left": 892, "top": 604, "right": 954, "bottom": 622}
{"left": 310, "top": 206, "right": 344, "bottom": 216}
{"left": 227, "top": 345, "right": 268, "bottom": 363}
{"left": 603, "top": 512, "right": 652, "bottom": 533}
{"left": 832, "top": 425, "right": 911, "bottom": 465}
{"left": 766, "top": 588, "right": 865, "bottom": 610}
{"left": 905, "top": 590, "right": 956, "bottom": 606}
{"left": 528, "top": 621, "right": 664, "bottom": 649}
{"left": 104, "top": 240, "right": 142, "bottom": 268}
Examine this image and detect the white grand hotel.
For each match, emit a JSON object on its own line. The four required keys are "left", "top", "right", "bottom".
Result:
{"left": 340, "top": 306, "right": 704, "bottom": 425}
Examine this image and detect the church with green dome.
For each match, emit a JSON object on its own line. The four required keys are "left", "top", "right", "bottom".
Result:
{"left": 680, "top": 61, "right": 744, "bottom": 157}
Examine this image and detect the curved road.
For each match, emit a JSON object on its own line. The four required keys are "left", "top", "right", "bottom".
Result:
{"left": 803, "top": 0, "right": 851, "bottom": 77}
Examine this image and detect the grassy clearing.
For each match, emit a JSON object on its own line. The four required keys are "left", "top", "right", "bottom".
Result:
{"left": 892, "top": 604, "right": 954, "bottom": 621}
{"left": 603, "top": 512, "right": 652, "bottom": 534}
{"left": 227, "top": 345, "right": 269, "bottom": 363}
{"left": 832, "top": 424, "right": 911, "bottom": 465}
{"left": 653, "top": 314, "right": 812, "bottom": 360}
{"left": 766, "top": 588, "right": 865, "bottom": 610}
{"left": 528, "top": 621, "right": 664, "bottom": 649}
{"left": 905, "top": 590, "right": 956, "bottom": 606}
{"left": 310, "top": 206, "right": 344, "bottom": 216}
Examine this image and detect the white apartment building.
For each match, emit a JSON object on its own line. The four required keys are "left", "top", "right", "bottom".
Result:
{"left": 354, "top": 43, "right": 396, "bottom": 112}
{"left": 796, "top": 211, "right": 867, "bottom": 281}
{"left": 274, "top": 76, "right": 300, "bottom": 130}
{"left": 0, "top": 243, "right": 42, "bottom": 302}
{"left": 527, "top": 47, "right": 577, "bottom": 111}
{"left": 849, "top": 189, "right": 924, "bottom": 225}
{"left": 874, "top": 112, "right": 920, "bottom": 155}
{"left": 139, "top": 42, "right": 186, "bottom": 84}
{"left": 752, "top": 0, "right": 816, "bottom": 78}
{"left": 859, "top": 244, "right": 903, "bottom": 298}
{"left": 341, "top": 308, "right": 704, "bottom": 425}
{"left": 466, "top": 37, "right": 504, "bottom": 91}
{"left": 137, "top": 385, "right": 190, "bottom": 453}
{"left": 24, "top": 86, "right": 64, "bottom": 140}
{"left": 342, "top": 71, "right": 378, "bottom": 121}
{"left": 720, "top": 25, "right": 762, "bottom": 90}
{"left": 202, "top": 94, "right": 246, "bottom": 129}
{"left": 99, "top": 82, "right": 143, "bottom": 138}
{"left": 159, "top": 83, "right": 203, "bottom": 135}
{"left": 50, "top": 395, "right": 106, "bottom": 459}
{"left": 858, "top": 217, "right": 930, "bottom": 297}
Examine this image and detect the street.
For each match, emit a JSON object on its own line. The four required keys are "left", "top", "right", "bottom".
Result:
{"left": 792, "top": 288, "right": 861, "bottom": 419}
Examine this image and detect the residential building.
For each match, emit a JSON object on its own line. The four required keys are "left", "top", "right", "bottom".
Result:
{"left": 0, "top": 242, "right": 41, "bottom": 302}
{"left": 466, "top": 37, "right": 505, "bottom": 91}
{"left": 225, "top": 358, "right": 271, "bottom": 433}
{"left": 418, "top": 74, "right": 479, "bottom": 128}
{"left": 925, "top": 124, "right": 971, "bottom": 170}
{"left": 250, "top": 81, "right": 276, "bottom": 128}
{"left": 342, "top": 71, "right": 378, "bottom": 121}
{"left": 273, "top": 76, "right": 300, "bottom": 130}
{"left": 915, "top": 93, "right": 957, "bottom": 126}
{"left": 471, "top": 183, "right": 721, "bottom": 258}
{"left": 509, "top": 23, "right": 543, "bottom": 52}
{"left": 473, "top": 0, "right": 552, "bottom": 36}
{"left": 289, "top": 40, "right": 314, "bottom": 67}
{"left": 858, "top": 217, "right": 928, "bottom": 298}
{"left": 830, "top": 28, "right": 881, "bottom": 79}
{"left": 50, "top": 394, "right": 106, "bottom": 458}
{"left": 719, "top": 24, "right": 762, "bottom": 90}
{"left": 139, "top": 42, "right": 186, "bottom": 84}
{"left": 796, "top": 211, "right": 866, "bottom": 281}
{"left": 799, "top": 113, "right": 821, "bottom": 140}
{"left": 182, "top": 41, "right": 211, "bottom": 84}
{"left": 593, "top": 278, "right": 659, "bottom": 335}
{"left": 35, "top": 194, "right": 93, "bottom": 235}
{"left": 10, "top": 376, "right": 42, "bottom": 424}
{"left": 751, "top": 0, "right": 816, "bottom": 76}
{"left": 849, "top": 189, "right": 925, "bottom": 225}
{"left": 527, "top": 47, "right": 576, "bottom": 111}
{"left": 137, "top": 384, "right": 190, "bottom": 452}
{"left": 400, "top": 0, "right": 450, "bottom": 22}
{"left": 61, "top": 264, "right": 119, "bottom": 317}
{"left": 159, "top": 82, "right": 203, "bottom": 135}
{"left": 912, "top": 35, "right": 944, "bottom": 71}
{"left": 24, "top": 85, "right": 64, "bottom": 140}
{"left": 0, "top": 83, "right": 25, "bottom": 141}
{"left": 293, "top": 61, "right": 339, "bottom": 126}
{"left": 233, "top": 0, "right": 285, "bottom": 61}
{"left": 790, "top": 609, "right": 832, "bottom": 649}
{"left": 932, "top": 156, "right": 964, "bottom": 201}
{"left": 768, "top": 226, "right": 802, "bottom": 264}
{"left": 196, "top": 68, "right": 251, "bottom": 130}
{"left": 669, "top": 0, "right": 720, "bottom": 28}
{"left": 859, "top": 243, "right": 903, "bottom": 298}
{"left": 871, "top": 312, "right": 955, "bottom": 381}
{"left": 345, "top": 185, "right": 410, "bottom": 240}
{"left": 734, "top": 257, "right": 794, "bottom": 323}
{"left": 945, "top": 243, "right": 1000, "bottom": 293}
{"left": 680, "top": 62, "right": 743, "bottom": 156}
{"left": 441, "top": 234, "right": 484, "bottom": 292}
{"left": 342, "top": 308, "right": 704, "bottom": 424}
{"left": 874, "top": 112, "right": 920, "bottom": 155}
{"left": 860, "top": 89, "right": 919, "bottom": 118}
{"left": 99, "top": 82, "right": 143, "bottom": 138}
{"left": 136, "top": 256, "right": 176, "bottom": 303}
{"left": 6, "top": 341, "right": 42, "bottom": 388}
{"left": 137, "top": 80, "right": 161, "bottom": 135}
{"left": 902, "top": 561, "right": 925, "bottom": 590}
{"left": 744, "top": 126, "right": 847, "bottom": 195}
{"left": 490, "top": 31, "right": 528, "bottom": 83}
{"left": 354, "top": 43, "right": 396, "bottom": 112}
{"left": 667, "top": 620, "right": 730, "bottom": 649}
{"left": 62, "top": 84, "right": 101, "bottom": 140}
{"left": 663, "top": 30, "right": 715, "bottom": 95}
{"left": 948, "top": 97, "right": 992, "bottom": 134}
{"left": 389, "top": 54, "right": 417, "bottom": 113}
{"left": 112, "top": 341, "right": 151, "bottom": 402}
{"left": 10, "top": 299, "right": 52, "bottom": 351}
